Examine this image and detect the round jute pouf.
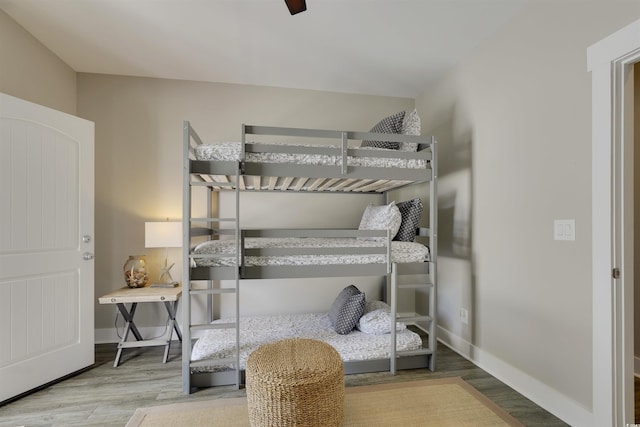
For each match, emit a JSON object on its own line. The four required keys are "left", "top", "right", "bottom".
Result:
{"left": 245, "top": 338, "right": 344, "bottom": 427}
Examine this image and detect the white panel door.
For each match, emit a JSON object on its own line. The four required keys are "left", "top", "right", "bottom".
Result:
{"left": 0, "top": 93, "right": 94, "bottom": 402}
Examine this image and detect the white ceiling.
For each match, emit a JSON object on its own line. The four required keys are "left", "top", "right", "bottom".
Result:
{"left": 0, "top": 0, "right": 528, "bottom": 98}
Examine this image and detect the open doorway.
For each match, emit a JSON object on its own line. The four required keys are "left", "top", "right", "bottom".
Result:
{"left": 589, "top": 18, "right": 640, "bottom": 426}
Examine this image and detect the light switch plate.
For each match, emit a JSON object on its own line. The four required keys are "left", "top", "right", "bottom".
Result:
{"left": 554, "top": 219, "right": 575, "bottom": 241}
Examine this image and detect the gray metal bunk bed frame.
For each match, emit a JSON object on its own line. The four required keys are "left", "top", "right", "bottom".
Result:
{"left": 181, "top": 121, "right": 438, "bottom": 393}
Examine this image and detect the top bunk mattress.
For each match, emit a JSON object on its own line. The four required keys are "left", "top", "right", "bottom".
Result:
{"left": 194, "top": 141, "right": 428, "bottom": 170}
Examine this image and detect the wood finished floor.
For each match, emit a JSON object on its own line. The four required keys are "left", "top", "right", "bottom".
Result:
{"left": 0, "top": 341, "right": 567, "bottom": 427}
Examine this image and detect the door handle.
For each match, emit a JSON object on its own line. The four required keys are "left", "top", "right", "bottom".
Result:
{"left": 83, "top": 252, "right": 94, "bottom": 261}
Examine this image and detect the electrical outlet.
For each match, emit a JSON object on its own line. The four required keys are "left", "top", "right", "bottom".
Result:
{"left": 459, "top": 308, "right": 469, "bottom": 325}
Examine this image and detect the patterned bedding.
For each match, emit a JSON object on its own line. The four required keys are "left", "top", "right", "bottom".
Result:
{"left": 192, "top": 238, "right": 429, "bottom": 267}
{"left": 190, "top": 312, "right": 423, "bottom": 372}
{"left": 194, "top": 141, "right": 427, "bottom": 169}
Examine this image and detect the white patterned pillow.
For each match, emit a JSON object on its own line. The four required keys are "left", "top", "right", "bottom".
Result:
{"left": 328, "top": 285, "right": 366, "bottom": 335}
{"left": 402, "top": 109, "right": 421, "bottom": 135}
{"left": 398, "top": 142, "right": 418, "bottom": 152}
{"left": 399, "top": 109, "right": 420, "bottom": 151}
{"left": 361, "top": 111, "right": 405, "bottom": 150}
{"left": 364, "top": 300, "right": 389, "bottom": 312}
{"left": 394, "top": 198, "right": 424, "bottom": 242}
{"left": 358, "top": 202, "right": 402, "bottom": 240}
{"left": 357, "top": 300, "right": 407, "bottom": 335}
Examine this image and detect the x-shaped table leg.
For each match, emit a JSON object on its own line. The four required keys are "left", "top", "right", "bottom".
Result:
{"left": 114, "top": 303, "right": 144, "bottom": 367}
{"left": 162, "top": 300, "right": 183, "bottom": 363}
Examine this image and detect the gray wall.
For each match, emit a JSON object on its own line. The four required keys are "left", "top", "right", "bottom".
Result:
{"left": 75, "top": 73, "right": 415, "bottom": 338}
{"left": 0, "top": 9, "right": 76, "bottom": 115}
{"left": 415, "top": 0, "right": 640, "bottom": 412}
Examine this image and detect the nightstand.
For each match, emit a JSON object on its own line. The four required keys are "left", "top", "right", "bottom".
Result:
{"left": 98, "top": 285, "right": 182, "bottom": 367}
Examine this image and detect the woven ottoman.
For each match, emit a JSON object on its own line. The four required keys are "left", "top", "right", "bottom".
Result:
{"left": 245, "top": 338, "right": 344, "bottom": 427}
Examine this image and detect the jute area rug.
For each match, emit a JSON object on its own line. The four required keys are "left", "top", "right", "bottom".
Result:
{"left": 126, "top": 377, "right": 524, "bottom": 426}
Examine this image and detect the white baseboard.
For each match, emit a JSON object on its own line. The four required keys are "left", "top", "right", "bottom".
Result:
{"left": 437, "top": 325, "right": 592, "bottom": 427}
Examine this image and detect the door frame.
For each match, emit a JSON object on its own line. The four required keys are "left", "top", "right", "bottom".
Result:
{"left": 589, "top": 18, "right": 640, "bottom": 427}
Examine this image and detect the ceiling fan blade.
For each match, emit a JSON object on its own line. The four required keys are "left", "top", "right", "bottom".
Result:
{"left": 285, "top": 0, "right": 307, "bottom": 15}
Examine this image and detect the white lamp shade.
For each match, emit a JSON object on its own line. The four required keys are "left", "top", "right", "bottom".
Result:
{"left": 145, "top": 221, "right": 182, "bottom": 248}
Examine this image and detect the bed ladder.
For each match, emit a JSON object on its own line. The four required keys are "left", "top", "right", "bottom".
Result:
{"left": 183, "top": 120, "right": 242, "bottom": 393}
{"left": 389, "top": 262, "right": 436, "bottom": 374}
{"left": 388, "top": 136, "right": 437, "bottom": 374}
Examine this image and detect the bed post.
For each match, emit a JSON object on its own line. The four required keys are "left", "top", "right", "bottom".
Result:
{"left": 390, "top": 262, "right": 398, "bottom": 374}
{"left": 182, "top": 121, "right": 192, "bottom": 394}
{"left": 234, "top": 157, "right": 241, "bottom": 389}
{"left": 429, "top": 136, "right": 438, "bottom": 371}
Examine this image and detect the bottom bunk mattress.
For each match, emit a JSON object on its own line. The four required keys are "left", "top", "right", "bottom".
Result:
{"left": 190, "top": 312, "right": 423, "bottom": 373}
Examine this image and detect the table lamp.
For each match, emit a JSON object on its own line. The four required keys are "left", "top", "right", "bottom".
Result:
{"left": 145, "top": 221, "right": 182, "bottom": 287}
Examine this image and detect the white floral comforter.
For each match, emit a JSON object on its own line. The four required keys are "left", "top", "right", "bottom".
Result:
{"left": 190, "top": 313, "right": 422, "bottom": 372}
{"left": 192, "top": 238, "right": 429, "bottom": 267}
{"left": 194, "top": 141, "right": 427, "bottom": 169}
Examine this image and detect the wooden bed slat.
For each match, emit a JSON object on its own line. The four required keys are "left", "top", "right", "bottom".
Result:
{"left": 318, "top": 178, "right": 340, "bottom": 191}
{"left": 343, "top": 179, "right": 373, "bottom": 192}
{"left": 294, "top": 177, "right": 309, "bottom": 191}
{"left": 280, "top": 176, "right": 294, "bottom": 191}
{"left": 354, "top": 180, "right": 389, "bottom": 193}
{"left": 268, "top": 176, "right": 278, "bottom": 191}
{"left": 307, "top": 178, "right": 326, "bottom": 191}
{"left": 328, "top": 178, "right": 356, "bottom": 192}
{"left": 376, "top": 180, "right": 412, "bottom": 193}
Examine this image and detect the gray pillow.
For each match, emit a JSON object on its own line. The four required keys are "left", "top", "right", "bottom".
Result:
{"left": 361, "top": 111, "right": 405, "bottom": 150}
{"left": 328, "top": 285, "right": 366, "bottom": 335}
{"left": 393, "top": 198, "right": 424, "bottom": 242}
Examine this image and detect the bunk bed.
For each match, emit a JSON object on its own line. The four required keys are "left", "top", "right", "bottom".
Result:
{"left": 182, "top": 116, "right": 438, "bottom": 393}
